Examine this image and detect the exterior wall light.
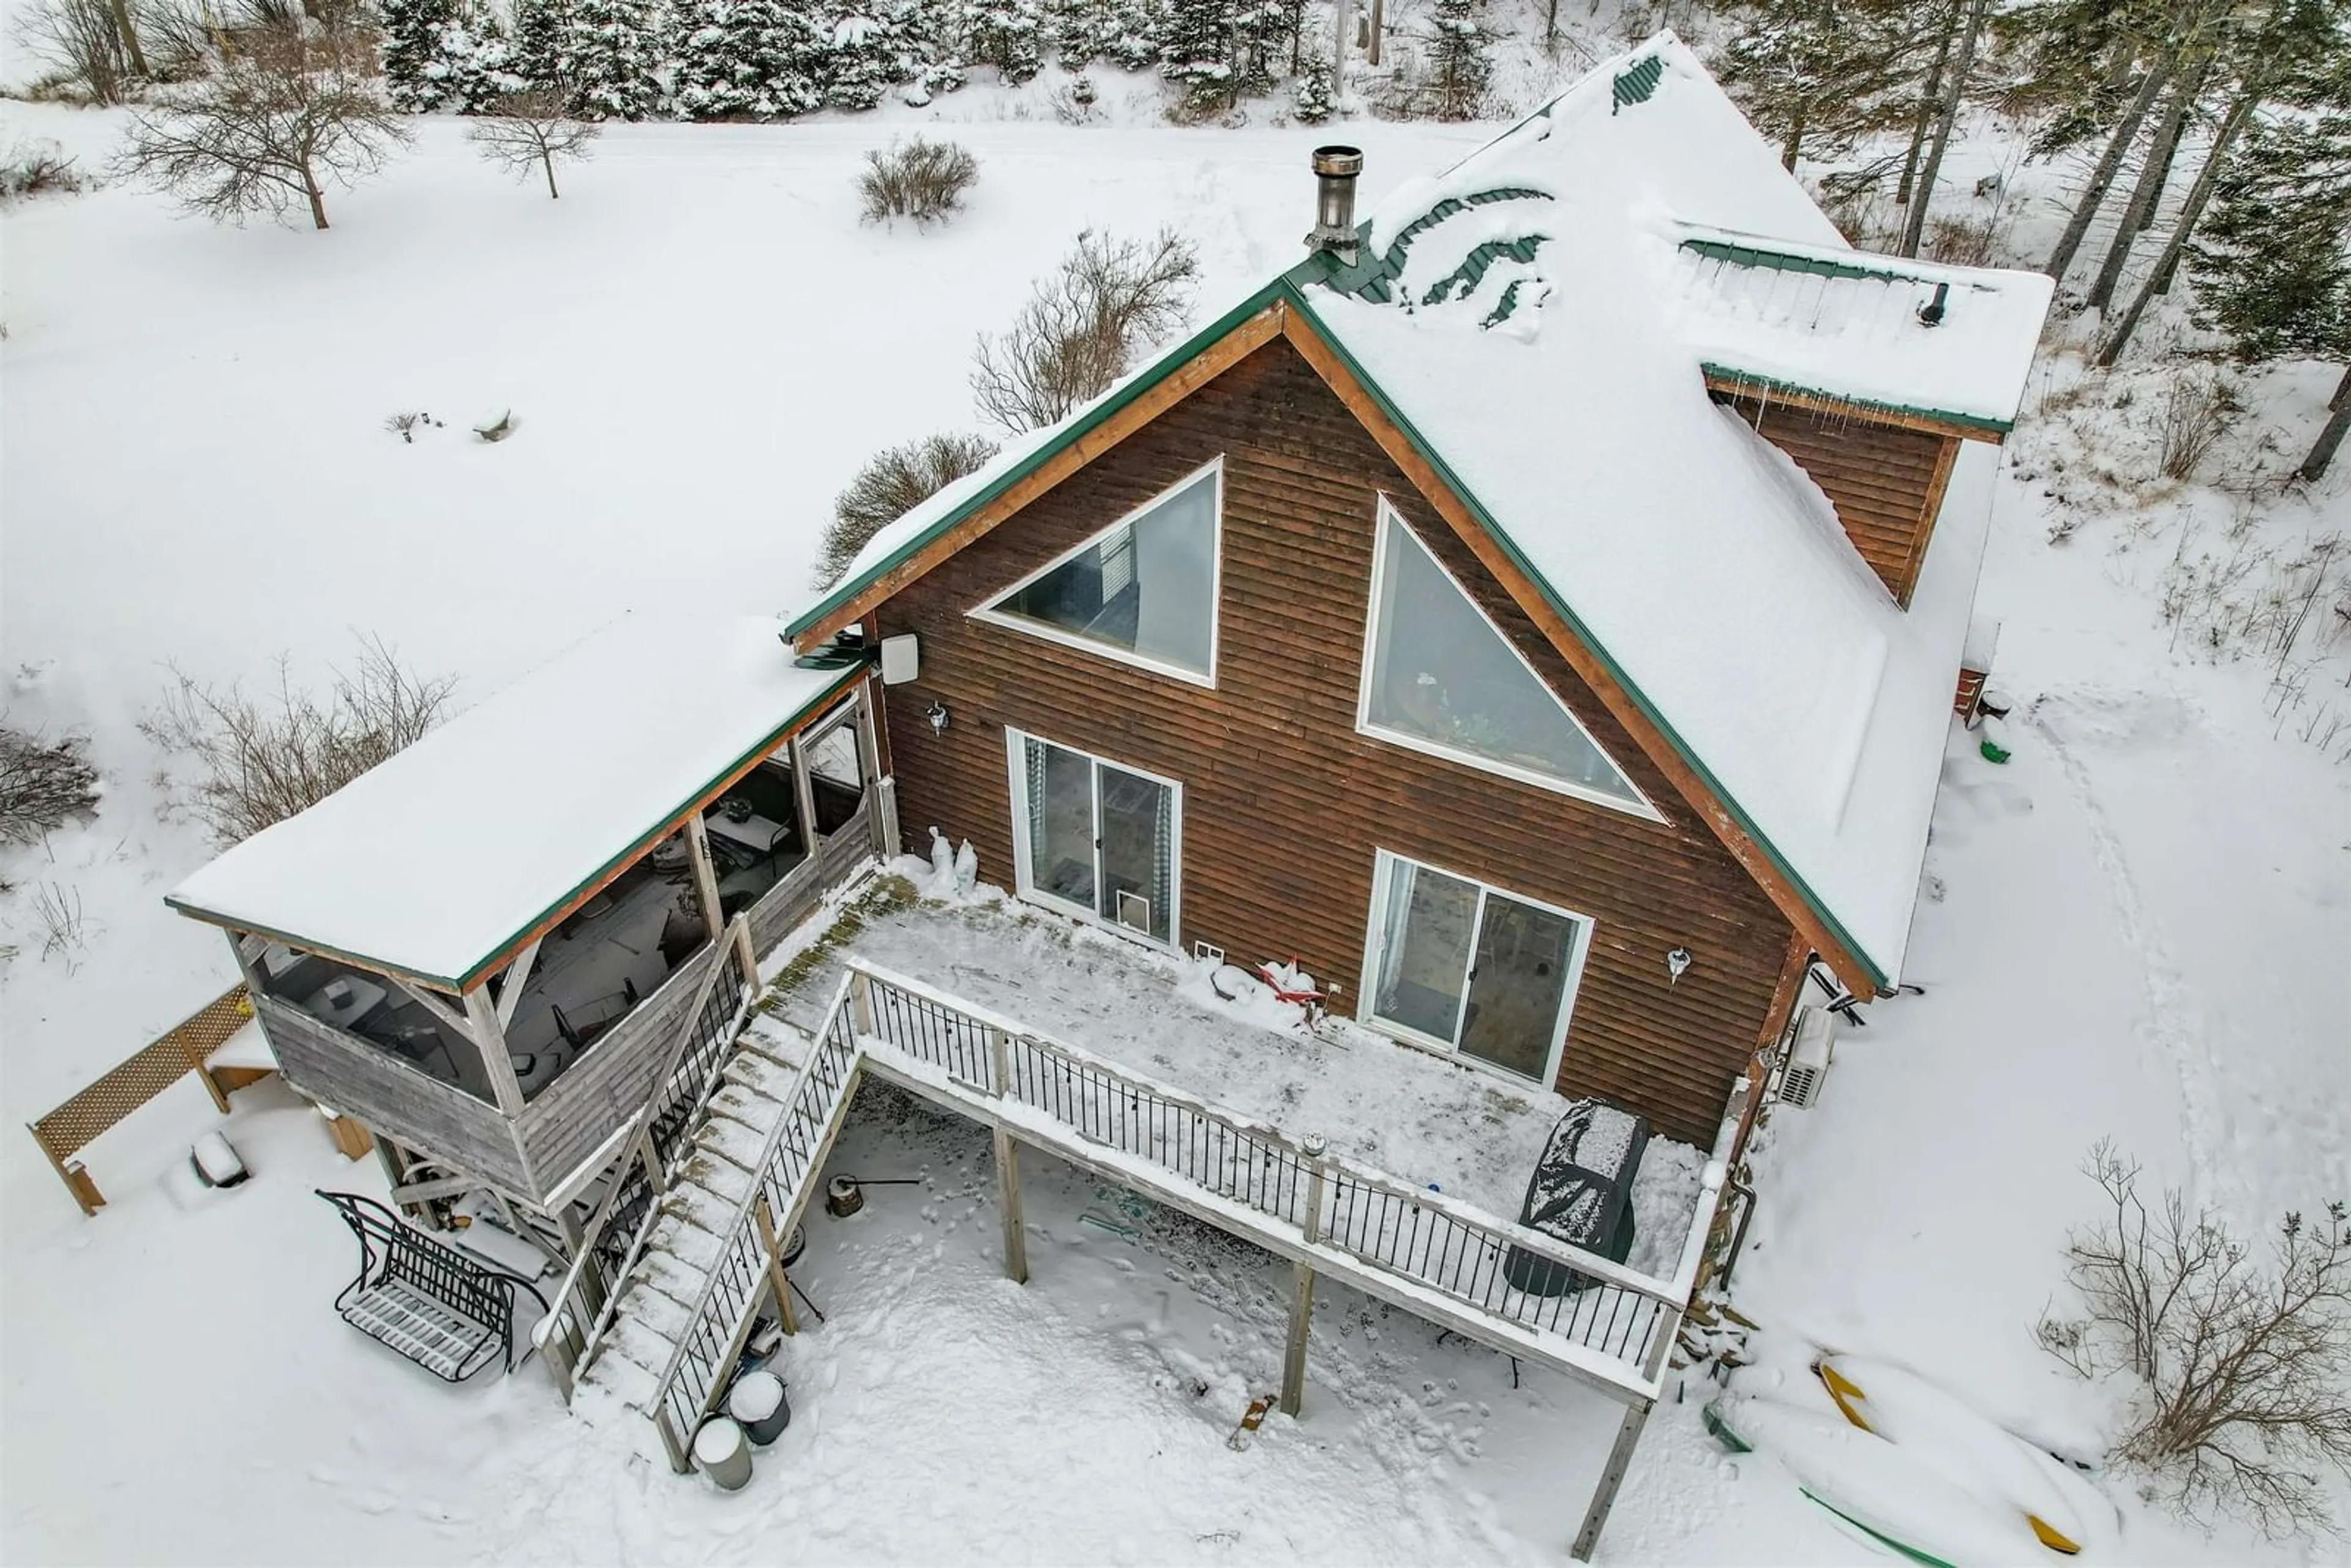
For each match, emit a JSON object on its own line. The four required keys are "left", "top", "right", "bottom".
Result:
{"left": 926, "top": 700, "right": 950, "bottom": 738}
{"left": 1667, "top": 947, "right": 1693, "bottom": 985}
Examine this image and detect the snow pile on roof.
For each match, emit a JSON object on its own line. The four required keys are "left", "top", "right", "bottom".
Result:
{"left": 169, "top": 615, "right": 858, "bottom": 988}
{"left": 1667, "top": 225, "right": 2054, "bottom": 429}
{"left": 1306, "top": 33, "right": 2038, "bottom": 981}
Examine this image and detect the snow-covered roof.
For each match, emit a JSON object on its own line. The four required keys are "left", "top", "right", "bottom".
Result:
{"left": 1294, "top": 32, "right": 2038, "bottom": 983}
{"left": 168, "top": 615, "right": 860, "bottom": 989}
{"left": 1667, "top": 225, "right": 2052, "bottom": 430}
{"left": 790, "top": 32, "right": 2050, "bottom": 988}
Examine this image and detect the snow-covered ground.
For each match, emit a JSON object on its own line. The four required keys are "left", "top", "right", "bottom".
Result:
{"left": 6, "top": 96, "right": 2347, "bottom": 1566}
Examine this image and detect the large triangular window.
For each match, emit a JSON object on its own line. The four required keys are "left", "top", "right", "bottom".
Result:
{"left": 1358, "top": 500, "right": 1655, "bottom": 817}
{"left": 972, "top": 459, "right": 1221, "bottom": 686}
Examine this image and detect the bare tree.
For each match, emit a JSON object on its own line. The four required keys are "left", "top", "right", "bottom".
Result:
{"left": 11, "top": 0, "right": 138, "bottom": 103}
{"left": 2038, "top": 1142, "right": 2351, "bottom": 1536}
{"left": 818, "top": 432, "right": 999, "bottom": 588}
{"left": 971, "top": 228, "right": 1201, "bottom": 434}
{"left": 112, "top": 28, "right": 409, "bottom": 231}
{"left": 467, "top": 91, "right": 599, "bottom": 200}
{"left": 141, "top": 637, "right": 457, "bottom": 845}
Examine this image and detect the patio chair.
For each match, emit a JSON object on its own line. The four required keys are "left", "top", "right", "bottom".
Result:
{"left": 317, "top": 1191, "right": 549, "bottom": 1381}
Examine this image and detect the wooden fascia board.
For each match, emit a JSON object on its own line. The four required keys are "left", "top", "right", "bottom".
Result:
{"left": 166, "top": 666, "right": 865, "bottom": 996}
{"left": 1702, "top": 370, "right": 2008, "bottom": 444}
{"left": 789, "top": 297, "right": 1290, "bottom": 650}
{"left": 1892, "top": 434, "right": 1965, "bottom": 609}
{"left": 1277, "top": 298, "right": 1888, "bottom": 999}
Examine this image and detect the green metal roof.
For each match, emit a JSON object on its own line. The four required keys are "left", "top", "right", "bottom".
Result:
{"left": 1311, "top": 189, "right": 1553, "bottom": 305}
{"left": 1679, "top": 236, "right": 1924, "bottom": 285}
{"left": 1698, "top": 362, "right": 2014, "bottom": 437}
{"left": 1612, "top": 54, "right": 1664, "bottom": 110}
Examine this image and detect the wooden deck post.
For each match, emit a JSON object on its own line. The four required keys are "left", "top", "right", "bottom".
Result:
{"left": 789, "top": 733, "right": 821, "bottom": 860}
{"left": 993, "top": 1125, "right": 1027, "bottom": 1284}
{"left": 1280, "top": 1259, "right": 1316, "bottom": 1417}
{"left": 1570, "top": 1397, "right": 1654, "bottom": 1561}
{"left": 462, "top": 987, "right": 530, "bottom": 1118}
{"left": 754, "top": 1192, "right": 799, "bottom": 1336}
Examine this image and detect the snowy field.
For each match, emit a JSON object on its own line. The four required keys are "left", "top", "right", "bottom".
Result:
{"left": 6, "top": 97, "right": 2349, "bottom": 1566}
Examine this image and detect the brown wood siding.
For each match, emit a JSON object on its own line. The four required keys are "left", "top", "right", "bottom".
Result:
{"left": 1722, "top": 393, "right": 1958, "bottom": 607}
{"left": 871, "top": 338, "right": 1795, "bottom": 1149}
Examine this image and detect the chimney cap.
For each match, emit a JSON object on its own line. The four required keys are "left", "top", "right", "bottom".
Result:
{"left": 1312, "top": 146, "right": 1364, "bottom": 179}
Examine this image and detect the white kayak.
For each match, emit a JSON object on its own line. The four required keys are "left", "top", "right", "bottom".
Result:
{"left": 1706, "top": 1391, "right": 2071, "bottom": 1567}
{"left": 1816, "top": 1355, "right": 2109, "bottom": 1556}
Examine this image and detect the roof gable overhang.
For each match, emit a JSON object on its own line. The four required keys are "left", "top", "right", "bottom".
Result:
{"left": 790, "top": 282, "right": 1891, "bottom": 998}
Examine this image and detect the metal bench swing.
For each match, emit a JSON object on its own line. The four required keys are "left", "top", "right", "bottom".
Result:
{"left": 317, "top": 1190, "right": 549, "bottom": 1382}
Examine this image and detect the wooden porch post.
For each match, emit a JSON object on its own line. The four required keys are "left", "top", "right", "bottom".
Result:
{"left": 494, "top": 938, "right": 544, "bottom": 1030}
{"left": 461, "top": 986, "right": 530, "bottom": 1118}
{"left": 993, "top": 1125, "right": 1028, "bottom": 1284}
{"left": 755, "top": 1192, "right": 800, "bottom": 1337}
{"left": 1280, "top": 1261, "right": 1316, "bottom": 1417}
{"left": 683, "top": 814, "right": 727, "bottom": 943}
{"left": 1570, "top": 1398, "right": 1654, "bottom": 1560}
{"left": 789, "top": 734, "right": 820, "bottom": 855}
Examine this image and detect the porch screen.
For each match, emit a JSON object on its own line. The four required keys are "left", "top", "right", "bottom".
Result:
{"left": 1361, "top": 501, "right": 1647, "bottom": 811}
{"left": 981, "top": 464, "right": 1220, "bottom": 680}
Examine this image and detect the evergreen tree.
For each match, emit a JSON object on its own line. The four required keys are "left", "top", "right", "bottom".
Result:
{"left": 561, "top": 0, "right": 667, "bottom": 119}
{"left": 1425, "top": 0, "right": 1491, "bottom": 121}
{"left": 952, "top": 0, "right": 1044, "bottom": 82}
{"left": 510, "top": 0, "right": 574, "bottom": 94}
{"left": 672, "top": 0, "right": 822, "bottom": 116}
{"left": 1718, "top": 0, "right": 1928, "bottom": 171}
{"left": 382, "top": 0, "right": 522, "bottom": 113}
{"left": 816, "top": 0, "right": 917, "bottom": 109}
{"left": 1292, "top": 47, "right": 1332, "bottom": 121}
{"left": 2188, "top": 62, "right": 2351, "bottom": 465}
{"left": 1158, "top": 0, "right": 1238, "bottom": 112}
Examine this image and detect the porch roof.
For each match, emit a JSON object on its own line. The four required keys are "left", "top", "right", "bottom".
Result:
{"left": 760, "top": 890, "right": 1708, "bottom": 1276}
{"left": 168, "top": 615, "right": 862, "bottom": 992}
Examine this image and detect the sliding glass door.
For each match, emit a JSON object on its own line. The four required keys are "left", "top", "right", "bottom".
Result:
{"left": 1008, "top": 731, "right": 1180, "bottom": 947}
{"left": 1362, "top": 850, "right": 1591, "bottom": 1085}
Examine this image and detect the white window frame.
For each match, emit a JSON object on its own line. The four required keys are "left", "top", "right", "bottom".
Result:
{"left": 1355, "top": 495, "right": 1663, "bottom": 822}
{"left": 970, "top": 456, "right": 1225, "bottom": 690}
{"left": 1355, "top": 847, "right": 1595, "bottom": 1090}
{"left": 1003, "top": 727, "right": 1185, "bottom": 952}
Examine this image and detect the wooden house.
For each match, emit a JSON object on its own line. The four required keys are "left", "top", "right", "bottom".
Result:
{"left": 167, "top": 616, "right": 893, "bottom": 1245}
{"left": 785, "top": 37, "right": 2052, "bottom": 1152}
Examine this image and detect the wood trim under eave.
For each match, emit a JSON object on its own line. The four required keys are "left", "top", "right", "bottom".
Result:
{"left": 1734, "top": 931, "right": 1813, "bottom": 1163}
{"left": 790, "top": 303, "right": 1291, "bottom": 651}
{"left": 1278, "top": 310, "right": 1883, "bottom": 1000}
{"left": 1701, "top": 372, "right": 2006, "bottom": 445}
{"left": 1895, "top": 434, "right": 1965, "bottom": 609}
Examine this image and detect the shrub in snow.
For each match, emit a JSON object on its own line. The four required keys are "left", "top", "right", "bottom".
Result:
{"left": 558, "top": 0, "right": 667, "bottom": 119}
{"left": 141, "top": 636, "right": 457, "bottom": 846}
{"left": 2037, "top": 1142, "right": 2351, "bottom": 1537}
{"left": 671, "top": 0, "right": 825, "bottom": 119}
{"left": 0, "top": 140, "right": 89, "bottom": 201}
{"left": 468, "top": 89, "right": 601, "bottom": 195}
{"left": 0, "top": 726, "right": 100, "bottom": 845}
{"left": 820, "top": 431, "right": 999, "bottom": 587}
{"left": 971, "top": 226, "right": 1199, "bottom": 433}
{"left": 857, "top": 135, "right": 978, "bottom": 224}
{"left": 11, "top": 0, "right": 141, "bottom": 105}
{"left": 2156, "top": 371, "right": 2240, "bottom": 481}
{"left": 113, "top": 28, "right": 410, "bottom": 231}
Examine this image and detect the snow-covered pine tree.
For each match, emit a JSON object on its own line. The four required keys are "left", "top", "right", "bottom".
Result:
{"left": 951, "top": 0, "right": 1044, "bottom": 83}
{"left": 383, "top": 0, "right": 525, "bottom": 113}
{"left": 2188, "top": 53, "right": 2351, "bottom": 474}
{"left": 560, "top": 0, "right": 667, "bottom": 119}
{"left": 672, "top": 0, "right": 823, "bottom": 117}
{"left": 816, "top": 0, "right": 916, "bottom": 109}
{"left": 1158, "top": 0, "right": 1239, "bottom": 113}
{"left": 1425, "top": 0, "right": 1491, "bottom": 121}
{"left": 509, "top": 0, "right": 572, "bottom": 93}
{"left": 1292, "top": 46, "right": 1332, "bottom": 121}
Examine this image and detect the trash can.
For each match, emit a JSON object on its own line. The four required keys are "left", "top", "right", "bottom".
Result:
{"left": 728, "top": 1369, "right": 791, "bottom": 1446}
{"left": 693, "top": 1417, "right": 753, "bottom": 1491}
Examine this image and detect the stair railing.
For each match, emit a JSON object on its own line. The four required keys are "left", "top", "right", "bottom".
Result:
{"left": 533, "top": 918, "right": 755, "bottom": 1403}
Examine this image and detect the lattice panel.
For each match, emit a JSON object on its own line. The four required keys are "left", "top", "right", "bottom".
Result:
{"left": 29, "top": 987, "right": 253, "bottom": 1164}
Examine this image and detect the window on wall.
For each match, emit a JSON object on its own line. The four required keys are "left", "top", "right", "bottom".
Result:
{"left": 1007, "top": 730, "right": 1180, "bottom": 947}
{"left": 1361, "top": 850, "right": 1593, "bottom": 1086}
{"left": 973, "top": 459, "right": 1222, "bottom": 685}
{"left": 1358, "top": 499, "right": 1654, "bottom": 816}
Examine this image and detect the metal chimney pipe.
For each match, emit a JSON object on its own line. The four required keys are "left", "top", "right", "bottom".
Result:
{"left": 1307, "top": 146, "right": 1364, "bottom": 264}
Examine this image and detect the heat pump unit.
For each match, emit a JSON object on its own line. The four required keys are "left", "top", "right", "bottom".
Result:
{"left": 1779, "top": 1008, "right": 1837, "bottom": 1109}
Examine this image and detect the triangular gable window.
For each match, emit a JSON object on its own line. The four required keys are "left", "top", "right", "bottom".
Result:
{"left": 972, "top": 459, "right": 1221, "bottom": 686}
{"left": 1359, "top": 500, "right": 1656, "bottom": 817}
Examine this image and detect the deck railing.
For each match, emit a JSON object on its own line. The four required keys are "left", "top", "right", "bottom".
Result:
{"left": 532, "top": 918, "right": 755, "bottom": 1402}
{"left": 634, "top": 959, "right": 1734, "bottom": 1455}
